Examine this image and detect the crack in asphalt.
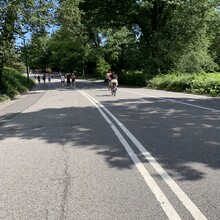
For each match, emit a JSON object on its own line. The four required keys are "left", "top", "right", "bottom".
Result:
{"left": 59, "top": 137, "right": 72, "bottom": 220}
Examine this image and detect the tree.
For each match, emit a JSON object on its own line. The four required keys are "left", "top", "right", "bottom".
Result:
{"left": 79, "top": 0, "right": 220, "bottom": 74}
{"left": 0, "top": 0, "right": 55, "bottom": 89}
{"left": 52, "top": 0, "right": 102, "bottom": 74}
{"left": 27, "top": 33, "right": 51, "bottom": 72}
{"left": 208, "top": 4, "right": 220, "bottom": 70}
{"left": 47, "top": 28, "right": 92, "bottom": 73}
{"left": 102, "top": 27, "right": 135, "bottom": 72}
{"left": 0, "top": 0, "right": 21, "bottom": 84}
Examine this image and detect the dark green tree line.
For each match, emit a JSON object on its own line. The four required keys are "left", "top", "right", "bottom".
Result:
{"left": 1, "top": 0, "right": 220, "bottom": 84}
{"left": 79, "top": 0, "right": 220, "bottom": 74}
{"left": 0, "top": 0, "right": 55, "bottom": 89}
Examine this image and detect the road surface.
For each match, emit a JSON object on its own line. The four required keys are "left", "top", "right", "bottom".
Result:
{"left": 0, "top": 78, "right": 219, "bottom": 220}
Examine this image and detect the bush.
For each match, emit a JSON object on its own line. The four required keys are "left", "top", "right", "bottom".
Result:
{"left": 0, "top": 94, "right": 8, "bottom": 102}
{"left": 148, "top": 72, "right": 220, "bottom": 96}
{"left": 149, "top": 73, "right": 195, "bottom": 91}
{"left": 0, "top": 67, "right": 35, "bottom": 100}
{"left": 187, "top": 73, "right": 220, "bottom": 96}
{"left": 119, "top": 70, "right": 149, "bottom": 87}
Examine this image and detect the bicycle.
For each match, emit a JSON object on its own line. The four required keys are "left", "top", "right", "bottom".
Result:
{"left": 111, "top": 82, "right": 117, "bottom": 96}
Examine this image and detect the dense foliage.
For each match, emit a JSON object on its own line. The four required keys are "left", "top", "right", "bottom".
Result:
{"left": 0, "top": 67, "right": 35, "bottom": 100}
{"left": 0, "top": 0, "right": 55, "bottom": 86}
{"left": 1, "top": 0, "right": 220, "bottom": 97}
{"left": 149, "top": 72, "right": 220, "bottom": 96}
{"left": 20, "top": 0, "right": 220, "bottom": 77}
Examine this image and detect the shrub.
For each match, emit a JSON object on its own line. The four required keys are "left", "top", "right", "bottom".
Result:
{"left": 0, "top": 94, "right": 8, "bottom": 102}
{"left": 119, "top": 70, "right": 149, "bottom": 87}
{"left": 148, "top": 72, "right": 220, "bottom": 96}
{"left": 187, "top": 73, "right": 220, "bottom": 96}
{"left": 0, "top": 67, "right": 35, "bottom": 100}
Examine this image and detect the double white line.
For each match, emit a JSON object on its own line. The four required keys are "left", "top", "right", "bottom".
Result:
{"left": 79, "top": 90, "right": 207, "bottom": 220}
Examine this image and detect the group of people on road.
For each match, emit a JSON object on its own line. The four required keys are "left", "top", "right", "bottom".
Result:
{"left": 36, "top": 70, "right": 117, "bottom": 93}
{"left": 61, "top": 73, "right": 76, "bottom": 88}
{"left": 36, "top": 72, "right": 76, "bottom": 88}
{"left": 37, "top": 73, "right": 52, "bottom": 83}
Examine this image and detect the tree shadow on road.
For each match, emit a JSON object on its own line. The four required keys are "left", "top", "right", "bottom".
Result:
{"left": 0, "top": 80, "right": 219, "bottom": 181}
{"left": 99, "top": 94, "right": 220, "bottom": 181}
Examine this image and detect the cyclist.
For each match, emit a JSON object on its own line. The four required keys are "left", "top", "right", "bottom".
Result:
{"left": 111, "top": 72, "right": 118, "bottom": 86}
{"left": 110, "top": 72, "right": 118, "bottom": 96}
{"left": 106, "top": 69, "right": 112, "bottom": 90}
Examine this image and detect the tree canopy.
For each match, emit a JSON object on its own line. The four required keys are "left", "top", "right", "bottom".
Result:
{"left": 1, "top": 0, "right": 220, "bottom": 82}
{"left": 0, "top": 0, "right": 55, "bottom": 86}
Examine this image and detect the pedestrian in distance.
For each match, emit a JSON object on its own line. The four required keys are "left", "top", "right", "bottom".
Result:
{"left": 66, "top": 74, "right": 71, "bottom": 88}
{"left": 61, "top": 74, "right": 65, "bottom": 88}
{"left": 37, "top": 75, "right": 40, "bottom": 83}
{"left": 71, "top": 73, "right": 76, "bottom": 87}
{"left": 48, "top": 74, "right": 51, "bottom": 82}
{"left": 43, "top": 74, "right": 46, "bottom": 83}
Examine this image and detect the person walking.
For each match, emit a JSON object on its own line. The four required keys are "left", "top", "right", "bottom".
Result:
{"left": 42, "top": 74, "right": 46, "bottom": 83}
{"left": 37, "top": 75, "right": 41, "bottom": 83}
{"left": 71, "top": 73, "right": 76, "bottom": 87}
{"left": 66, "top": 74, "right": 71, "bottom": 88}
{"left": 48, "top": 74, "right": 51, "bottom": 82}
{"left": 61, "top": 74, "right": 65, "bottom": 88}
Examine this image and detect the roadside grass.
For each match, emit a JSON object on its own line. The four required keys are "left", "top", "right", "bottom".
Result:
{"left": 148, "top": 72, "right": 220, "bottom": 97}
{"left": 0, "top": 67, "right": 35, "bottom": 102}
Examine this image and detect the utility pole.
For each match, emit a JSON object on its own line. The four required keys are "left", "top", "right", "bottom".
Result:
{"left": 23, "top": 36, "right": 29, "bottom": 83}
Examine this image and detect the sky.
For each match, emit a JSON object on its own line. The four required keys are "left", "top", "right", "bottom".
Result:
{"left": 15, "top": 25, "right": 59, "bottom": 47}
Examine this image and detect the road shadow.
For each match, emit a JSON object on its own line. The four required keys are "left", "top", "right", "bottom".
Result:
{"left": 0, "top": 79, "right": 219, "bottom": 181}
{"left": 97, "top": 95, "right": 220, "bottom": 181}
{"left": 0, "top": 104, "right": 134, "bottom": 171}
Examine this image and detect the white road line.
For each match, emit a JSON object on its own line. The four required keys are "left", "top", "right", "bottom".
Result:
{"left": 80, "top": 90, "right": 208, "bottom": 220}
{"left": 79, "top": 90, "right": 182, "bottom": 220}
{"left": 121, "top": 90, "right": 220, "bottom": 113}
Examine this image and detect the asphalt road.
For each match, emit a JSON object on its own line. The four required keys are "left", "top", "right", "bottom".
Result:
{"left": 0, "top": 78, "right": 219, "bottom": 220}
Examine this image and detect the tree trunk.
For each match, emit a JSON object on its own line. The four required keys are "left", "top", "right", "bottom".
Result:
{"left": 0, "top": 63, "right": 3, "bottom": 92}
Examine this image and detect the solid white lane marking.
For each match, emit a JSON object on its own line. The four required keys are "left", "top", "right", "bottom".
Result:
{"left": 79, "top": 90, "right": 182, "bottom": 220}
{"left": 80, "top": 90, "right": 208, "bottom": 220}
{"left": 121, "top": 90, "right": 220, "bottom": 113}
